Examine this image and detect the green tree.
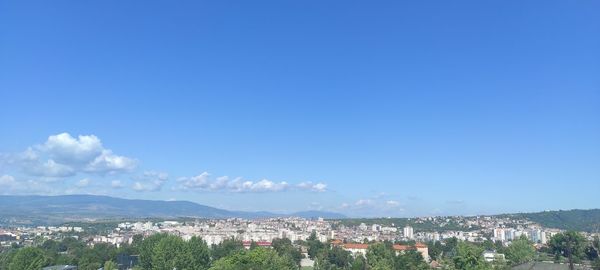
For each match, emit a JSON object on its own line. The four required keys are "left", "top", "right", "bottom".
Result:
{"left": 307, "top": 231, "right": 325, "bottom": 259}
{"left": 452, "top": 242, "right": 489, "bottom": 270}
{"left": 592, "top": 258, "right": 600, "bottom": 270}
{"left": 350, "top": 255, "right": 367, "bottom": 270}
{"left": 0, "top": 249, "right": 16, "bottom": 270}
{"left": 590, "top": 237, "right": 600, "bottom": 270}
{"left": 151, "top": 234, "right": 187, "bottom": 270}
{"left": 427, "top": 241, "right": 443, "bottom": 261}
{"left": 104, "top": 260, "right": 118, "bottom": 270}
{"left": 138, "top": 233, "right": 169, "bottom": 269}
{"left": 549, "top": 231, "right": 587, "bottom": 270}
{"left": 587, "top": 236, "right": 600, "bottom": 261}
{"left": 8, "top": 247, "right": 49, "bottom": 270}
{"left": 314, "top": 246, "right": 353, "bottom": 270}
{"left": 482, "top": 240, "right": 496, "bottom": 251}
{"left": 132, "top": 234, "right": 144, "bottom": 247}
{"left": 62, "top": 237, "right": 85, "bottom": 251}
{"left": 271, "top": 238, "right": 302, "bottom": 265}
{"left": 184, "top": 236, "right": 211, "bottom": 270}
{"left": 78, "top": 262, "right": 102, "bottom": 270}
{"left": 395, "top": 249, "right": 429, "bottom": 270}
{"left": 78, "top": 243, "right": 117, "bottom": 270}
{"left": 365, "top": 243, "right": 395, "bottom": 270}
{"left": 116, "top": 243, "right": 139, "bottom": 258}
{"left": 443, "top": 237, "right": 459, "bottom": 259}
{"left": 504, "top": 236, "right": 535, "bottom": 265}
{"left": 490, "top": 257, "right": 510, "bottom": 270}
{"left": 41, "top": 239, "right": 61, "bottom": 253}
{"left": 211, "top": 237, "right": 244, "bottom": 261}
{"left": 209, "top": 247, "right": 297, "bottom": 270}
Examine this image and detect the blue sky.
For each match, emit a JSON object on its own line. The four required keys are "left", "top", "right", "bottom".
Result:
{"left": 1, "top": 0, "right": 599, "bottom": 217}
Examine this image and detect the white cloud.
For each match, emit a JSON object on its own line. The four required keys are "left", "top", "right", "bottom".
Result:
{"left": 2, "top": 133, "right": 329, "bottom": 196}
{"left": 84, "top": 150, "right": 136, "bottom": 173}
{"left": 43, "top": 133, "right": 103, "bottom": 164}
{"left": 0, "top": 175, "right": 15, "bottom": 186}
{"left": 132, "top": 182, "right": 150, "bottom": 191}
{"left": 297, "top": 181, "right": 327, "bottom": 192}
{"left": 110, "top": 180, "right": 124, "bottom": 189}
{"left": 76, "top": 178, "right": 91, "bottom": 188}
{"left": 144, "top": 171, "right": 168, "bottom": 181}
{"left": 177, "top": 173, "right": 327, "bottom": 193}
{"left": 386, "top": 200, "right": 400, "bottom": 207}
{"left": 12, "top": 132, "right": 137, "bottom": 177}
{"left": 0, "top": 175, "right": 56, "bottom": 195}
{"left": 132, "top": 171, "right": 169, "bottom": 192}
{"left": 179, "top": 172, "right": 211, "bottom": 189}
{"left": 235, "top": 179, "right": 289, "bottom": 192}
{"left": 355, "top": 199, "right": 374, "bottom": 206}
{"left": 19, "top": 148, "right": 38, "bottom": 161}
{"left": 211, "top": 176, "right": 230, "bottom": 190}
{"left": 24, "top": 159, "right": 75, "bottom": 177}
{"left": 178, "top": 174, "right": 290, "bottom": 193}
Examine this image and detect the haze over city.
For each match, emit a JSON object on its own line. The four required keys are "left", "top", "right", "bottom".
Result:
{"left": 1, "top": 0, "right": 599, "bottom": 218}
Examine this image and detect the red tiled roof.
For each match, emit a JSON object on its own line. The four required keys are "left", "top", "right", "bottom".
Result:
{"left": 393, "top": 244, "right": 412, "bottom": 251}
{"left": 342, "top": 242, "right": 428, "bottom": 251}
{"left": 242, "top": 241, "right": 271, "bottom": 247}
{"left": 343, "top": 243, "right": 369, "bottom": 249}
{"left": 415, "top": 242, "right": 427, "bottom": 248}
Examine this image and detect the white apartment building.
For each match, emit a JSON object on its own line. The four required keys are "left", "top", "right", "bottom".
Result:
{"left": 403, "top": 225, "right": 414, "bottom": 239}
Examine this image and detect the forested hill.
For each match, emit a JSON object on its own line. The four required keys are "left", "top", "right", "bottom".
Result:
{"left": 336, "top": 209, "right": 600, "bottom": 233}
{"left": 504, "top": 209, "right": 600, "bottom": 232}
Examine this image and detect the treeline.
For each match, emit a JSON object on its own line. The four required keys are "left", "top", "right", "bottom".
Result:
{"left": 425, "top": 236, "right": 532, "bottom": 270}
{"left": 0, "top": 233, "right": 303, "bottom": 270}
{"left": 0, "top": 235, "right": 137, "bottom": 270}
{"left": 427, "top": 232, "right": 600, "bottom": 270}
{"left": 0, "top": 231, "right": 427, "bottom": 270}
{"left": 0, "top": 231, "right": 599, "bottom": 270}
{"left": 298, "top": 231, "right": 429, "bottom": 269}
{"left": 311, "top": 242, "right": 429, "bottom": 270}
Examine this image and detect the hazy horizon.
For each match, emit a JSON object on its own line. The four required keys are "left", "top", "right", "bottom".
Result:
{"left": 3, "top": 193, "right": 600, "bottom": 220}
{"left": 1, "top": 1, "right": 599, "bottom": 218}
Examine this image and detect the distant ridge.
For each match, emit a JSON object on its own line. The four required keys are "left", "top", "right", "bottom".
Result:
{"left": 2, "top": 195, "right": 597, "bottom": 231}
{"left": 501, "top": 209, "right": 600, "bottom": 232}
{"left": 337, "top": 209, "right": 600, "bottom": 233}
{"left": 0, "top": 195, "right": 346, "bottom": 226}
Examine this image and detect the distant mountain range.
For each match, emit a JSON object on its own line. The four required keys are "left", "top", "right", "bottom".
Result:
{"left": 1, "top": 195, "right": 598, "bottom": 232}
{"left": 0, "top": 195, "right": 346, "bottom": 225}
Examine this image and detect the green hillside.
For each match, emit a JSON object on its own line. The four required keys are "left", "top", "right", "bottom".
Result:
{"left": 510, "top": 209, "right": 600, "bottom": 232}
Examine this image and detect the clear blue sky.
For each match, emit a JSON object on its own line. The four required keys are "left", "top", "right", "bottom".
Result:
{"left": 1, "top": 0, "right": 599, "bottom": 217}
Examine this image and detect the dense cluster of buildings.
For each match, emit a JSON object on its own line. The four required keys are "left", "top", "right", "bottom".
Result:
{"left": 2, "top": 214, "right": 597, "bottom": 268}
{"left": 109, "top": 217, "right": 332, "bottom": 246}
{"left": 0, "top": 226, "right": 84, "bottom": 247}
